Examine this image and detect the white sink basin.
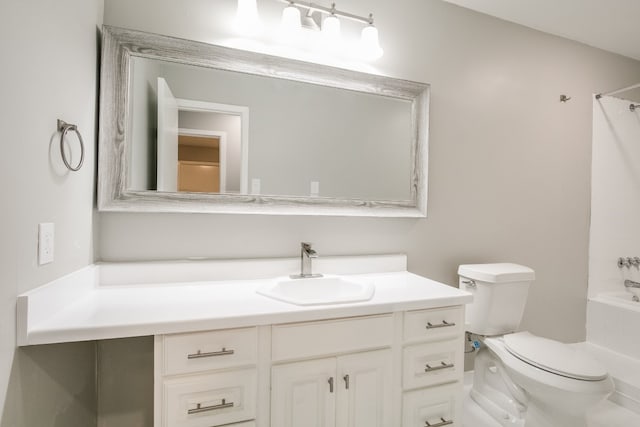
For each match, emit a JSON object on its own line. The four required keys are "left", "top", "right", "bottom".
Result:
{"left": 256, "top": 275, "right": 375, "bottom": 306}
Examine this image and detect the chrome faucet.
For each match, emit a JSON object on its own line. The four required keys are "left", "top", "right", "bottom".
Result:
{"left": 624, "top": 279, "right": 640, "bottom": 289}
{"left": 625, "top": 279, "right": 640, "bottom": 302}
{"left": 291, "top": 242, "right": 323, "bottom": 279}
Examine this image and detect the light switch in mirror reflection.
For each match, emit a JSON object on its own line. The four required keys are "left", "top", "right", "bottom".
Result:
{"left": 129, "top": 57, "right": 413, "bottom": 200}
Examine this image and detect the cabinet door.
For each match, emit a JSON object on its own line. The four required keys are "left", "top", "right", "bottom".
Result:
{"left": 336, "top": 349, "right": 393, "bottom": 427}
{"left": 271, "top": 358, "right": 336, "bottom": 427}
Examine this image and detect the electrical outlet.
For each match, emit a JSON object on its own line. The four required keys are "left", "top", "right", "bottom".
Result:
{"left": 38, "top": 223, "right": 54, "bottom": 265}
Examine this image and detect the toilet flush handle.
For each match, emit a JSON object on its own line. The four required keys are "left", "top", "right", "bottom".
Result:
{"left": 462, "top": 279, "right": 476, "bottom": 288}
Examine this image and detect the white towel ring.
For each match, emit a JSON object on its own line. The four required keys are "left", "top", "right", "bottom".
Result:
{"left": 57, "top": 119, "right": 85, "bottom": 172}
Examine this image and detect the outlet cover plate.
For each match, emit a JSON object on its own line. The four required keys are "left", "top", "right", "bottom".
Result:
{"left": 38, "top": 223, "right": 54, "bottom": 265}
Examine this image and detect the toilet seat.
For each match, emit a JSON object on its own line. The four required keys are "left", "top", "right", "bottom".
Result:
{"left": 503, "top": 332, "right": 608, "bottom": 381}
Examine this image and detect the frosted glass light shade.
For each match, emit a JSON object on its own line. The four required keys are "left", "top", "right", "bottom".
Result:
{"left": 235, "top": 0, "right": 261, "bottom": 34}
{"left": 281, "top": 5, "right": 302, "bottom": 32}
{"left": 321, "top": 14, "right": 341, "bottom": 42}
{"left": 360, "top": 25, "right": 383, "bottom": 59}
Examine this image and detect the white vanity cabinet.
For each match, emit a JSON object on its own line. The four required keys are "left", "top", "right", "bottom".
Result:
{"left": 154, "top": 327, "right": 259, "bottom": 427}
{"left": 402, "top": 306, "right": 465, "bottom": 427}
{"left": 270, "top": 314, "right": 395, "bottom": 427}
{"left": 154, "top": 308, "right": 465, "bottom": 427}
{"left": 17, "top": 258, "right": 473, "bottom": 426}
{"left": 271, "top": 350, "right": 393, "bottom": 427}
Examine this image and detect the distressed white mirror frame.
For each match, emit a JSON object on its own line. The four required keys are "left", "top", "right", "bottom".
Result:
{"left": 98, "top": 26, "right": 430, "bottom": 217}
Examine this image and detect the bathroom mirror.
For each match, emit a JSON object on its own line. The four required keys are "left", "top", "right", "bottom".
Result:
{"left": 98, "top": 26, "right": 430, "bottom": 216}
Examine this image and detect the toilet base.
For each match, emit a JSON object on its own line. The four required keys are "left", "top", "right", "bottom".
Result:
{"left": 470, "top": 341, "right": 611, "bottom": 427}
{"left": 470, "top": 388, "right": 524, "bottom": 426}
{"left": 470, "top": 347, "right": 526, "bottom": 426}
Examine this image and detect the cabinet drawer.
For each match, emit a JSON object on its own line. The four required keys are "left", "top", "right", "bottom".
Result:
{"left": 404, "top": 307, "right": 463, "bottom": 343}
{"left": 272, "top": 315, "right": 393, "bottom": 362}
{"left": 163, "top": 368, "right": 256, "bottom": 427}
{"left": 403, "top": 382, "right": 462, "bottom": 427}
{"left": 403, "top": 339, "right": 463, "bottom": 390}
{"left": 163, "top": 327, "right": 257, "bottom": 375}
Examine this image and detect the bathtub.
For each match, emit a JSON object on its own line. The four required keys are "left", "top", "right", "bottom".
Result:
{"left": 584, "top": 292, "right": 640, "bottom": 414}
{"left": 587, "top": 292, "right": 640, "bottom": 359}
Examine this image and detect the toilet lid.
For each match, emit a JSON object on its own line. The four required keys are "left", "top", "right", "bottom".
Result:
{"left": 503, "top": 332, "right": 608, "bottom": 381}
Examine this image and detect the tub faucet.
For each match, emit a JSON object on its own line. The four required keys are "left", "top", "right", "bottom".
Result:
{"left": 624, "top": 279, "right": 640, "bottom": 289}
{"left": 291, "top": 242, "right": 323, "bottom": 279}
{"left": 625, "top": 280, "right": 640, "bottom": 302}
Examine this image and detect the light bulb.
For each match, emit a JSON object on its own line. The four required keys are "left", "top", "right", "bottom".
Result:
{"left": 321, "top": 14, "right": 341, "bottom": 43}
{"left": 360, "top": 24, "right": 383, "bottom": 59}
{"left": 280, "top": 4, "right": 302, "bottom": 36}
{"left": 234, "top": 0, "right": 262, "bottom": 35}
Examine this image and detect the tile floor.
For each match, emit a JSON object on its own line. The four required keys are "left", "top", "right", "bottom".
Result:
{"left": 462, "top": 373, "right": 640, "bottom": 427}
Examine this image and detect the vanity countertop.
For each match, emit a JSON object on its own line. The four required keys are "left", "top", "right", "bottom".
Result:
{"left": 17, "top": 255, "right": 472, "bottom": 346}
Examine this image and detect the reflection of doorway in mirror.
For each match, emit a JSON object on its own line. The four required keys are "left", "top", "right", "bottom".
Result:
{"left": 177, "top": 131, "right": 226, "bottom": 193}
{"left": 176, "top": 99, "right": 249, "bottom": 195}
{"left": 154, "top": 76, "right": 249, "bottom": 194}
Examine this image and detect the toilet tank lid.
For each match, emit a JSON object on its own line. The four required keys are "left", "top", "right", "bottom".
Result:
{"left": 458, "top": 263, "right": 535, "bottom": 283}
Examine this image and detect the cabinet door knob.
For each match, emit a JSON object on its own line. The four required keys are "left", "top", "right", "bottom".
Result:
{"left": 328, "top": 377, "right": 334, "bottom": 393}
{"left": 343, "top": 374, "right": 350, "bottom": 390}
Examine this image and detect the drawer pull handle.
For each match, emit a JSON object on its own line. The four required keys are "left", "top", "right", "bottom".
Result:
{"left": 425, "top": 417, "right": 453, "bottom": 427}
{"left": 187, "top": 399, "right": 234, "bottom": 415}
{"left": 426, "top": 320, "right": 456, "bottom": 329}
{"left": 328, "top": 377, "right": 334, "bottom": 393}
{"left": 343, "top": 374, "right": 350, "bottom": 390}
{"left": 187, "top": 348, "right": 235, "bottom": 359}
{"left": 425, "top": 361, "right": 455, "bottom": 372}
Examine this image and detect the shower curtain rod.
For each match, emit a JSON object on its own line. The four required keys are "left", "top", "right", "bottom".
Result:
{"left": 596, "top": 82, "right": 640, "bottom": 99}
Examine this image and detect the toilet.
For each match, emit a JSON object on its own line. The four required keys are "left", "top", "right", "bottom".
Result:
{"left": 459, "top": 263, "right": 614, "bottom": 427}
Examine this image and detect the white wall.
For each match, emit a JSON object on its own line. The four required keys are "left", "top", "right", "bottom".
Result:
{"left": 101, "top": 0, "right": 640, "bottom": 345}
{"left": 589, "top": 95, "right": 640, "bottom": 296}
{"left": 0, "top": 0, "right": 102, "bottom": 425}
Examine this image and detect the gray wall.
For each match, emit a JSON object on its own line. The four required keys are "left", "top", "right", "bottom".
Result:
{"left": 101, "top": 0, "right": 640, "bottom": 344}
{"left": 0, "top": 0, "right": 103, "bottom": 426}
{"left": 129, "top": 58, "right": 162, "bottom": 190}
{"left": 159, "top": 60, "right": 412, "bottom": 199}
{"left": 97, "top": 338, "right": 154, "bottom": 427}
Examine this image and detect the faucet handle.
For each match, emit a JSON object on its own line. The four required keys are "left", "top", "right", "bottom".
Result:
{"left": 301, "top": 242, "right": 318, "bottom": 257}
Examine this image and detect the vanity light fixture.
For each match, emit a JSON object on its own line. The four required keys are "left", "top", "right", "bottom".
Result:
{"left": 281, "top": 1, "right": 302, "bottom": 33}
{"left": 234, "top": 0, "right": 263, "bottom": 35}
{"left": 359, "top": 16, "right": 383, "bottom": 60}
{"left": 321, "top": 4, "right": 341, "bottom": 43}
{"left": 278, "top": 1, "right": 383, "bottom": 59}
{"left": 237, "top": 0, "right": 383, "bottom": 60}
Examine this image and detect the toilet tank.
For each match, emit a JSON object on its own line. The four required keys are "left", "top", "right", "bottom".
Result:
{"left": 458, "top": 263, "right": 535, "bottom": 336}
